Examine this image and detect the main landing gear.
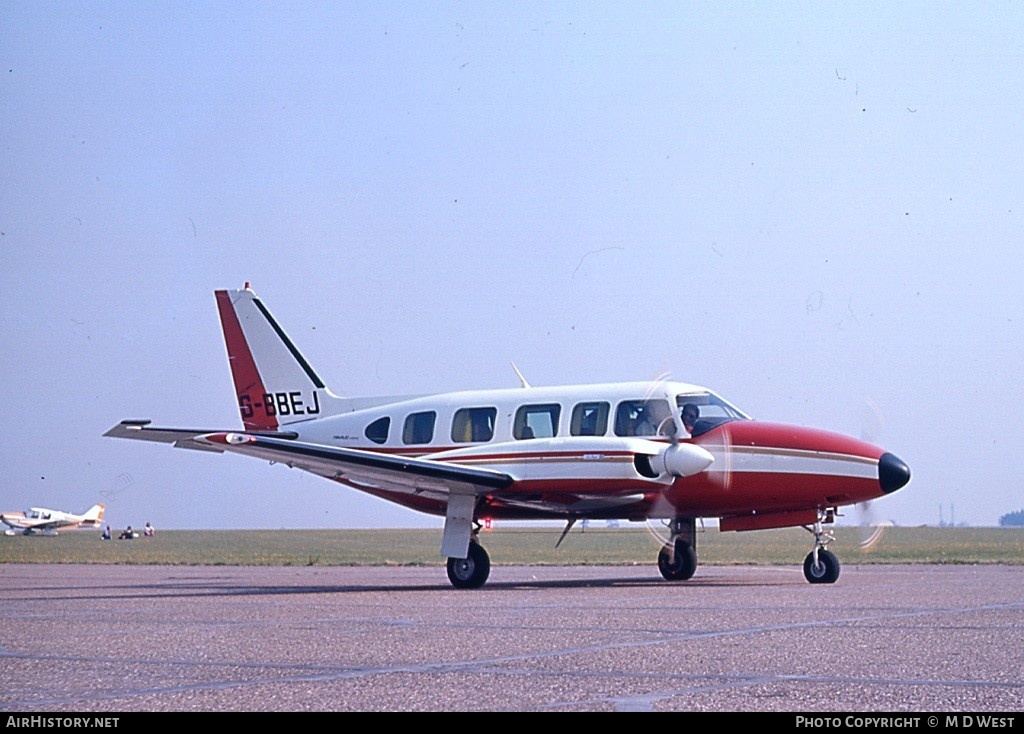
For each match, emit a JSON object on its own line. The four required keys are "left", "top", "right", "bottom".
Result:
{"left": 802, "top": 512, "right": 841, "bottom": 584}
{"left": 446, "top": 537, "right": 491, "bottom": 589}
{"left": 657, "top": 517, "right": 698, "bottom": 581}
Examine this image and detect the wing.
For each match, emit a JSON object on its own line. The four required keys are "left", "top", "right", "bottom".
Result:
{"left": 105, "top": 422, "right": 680, "bottom": 556}
{"left": 107, "top": 422, "right": 692, "bottom": 514}
{"left": 197, "top": 432, "right": 515, "bottom": 501}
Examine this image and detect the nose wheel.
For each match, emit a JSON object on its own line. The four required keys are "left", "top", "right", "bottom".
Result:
{"left": 803, "top": 548, "right": 840, "bottom": 583}
{"left": 802, "top": 513, "right": 841, "bottom": 584}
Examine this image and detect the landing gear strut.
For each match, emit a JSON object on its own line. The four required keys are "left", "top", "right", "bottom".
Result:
{"left": 802, "top": 512, "right": 841, "bottom": 584}
{"left": 657, "top": 517, "right": 698, "bottom": 581}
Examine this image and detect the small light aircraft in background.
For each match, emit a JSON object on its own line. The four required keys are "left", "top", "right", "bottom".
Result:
{"left": 106, "top": 285, "right": 911, "bottom": 588}
{"left": 1, "top": 504, "right": 106, "bottom": 536}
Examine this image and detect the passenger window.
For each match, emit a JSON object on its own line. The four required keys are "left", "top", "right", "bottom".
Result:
{"left": 402, "top": 411, "right": 436, "bottom": 445}
{"left": 614, "top": 399, "right": 672, "bottom": 437}
{"left": 571, "top": 402, "right": 609, "bottom": 436}
{"left": 451, "top": 407, "right": 497, "bottom": 443}
{"left": 514, "top": 404, "right": 560, "bottom": 439}
{"left": 365, "top": 416, "right": 390, "bottom": 444}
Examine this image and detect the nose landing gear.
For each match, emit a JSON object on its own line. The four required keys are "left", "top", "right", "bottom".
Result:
{"left": 657, "top": 517, "right": 698, "bottom": 581}
{"left": 802, "top": 512, "right": 841, "bottom": 584}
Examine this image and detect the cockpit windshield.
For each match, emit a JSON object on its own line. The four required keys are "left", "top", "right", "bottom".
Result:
{"left": 675, "top": 392, "right": 750, "bottom": 437}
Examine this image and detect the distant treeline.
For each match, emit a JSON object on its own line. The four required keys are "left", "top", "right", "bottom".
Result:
{"left": 1000, "top": 509, "right": 1024, "bottom": 527}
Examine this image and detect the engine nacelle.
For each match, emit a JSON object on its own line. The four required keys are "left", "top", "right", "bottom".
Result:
{"left": 653, "top": 442, "right": 715, "bottom": 477}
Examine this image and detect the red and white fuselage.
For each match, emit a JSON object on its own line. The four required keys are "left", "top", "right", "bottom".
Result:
{"left": 201, "top": 380, "right": 909, "bottom": 531}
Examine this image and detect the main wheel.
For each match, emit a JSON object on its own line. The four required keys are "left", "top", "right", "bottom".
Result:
{"left": 657, "top": 539, "right": 697, "bottom": 581}
{"left": 446, "top": 541, "right": 491, "bottom": 589}
{"left": 803, "top": 549, "right": 841, "bottom": 584}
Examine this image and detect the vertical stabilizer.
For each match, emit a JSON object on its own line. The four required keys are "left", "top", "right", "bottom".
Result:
{"left": 84, "top": 504, "right": 105, "bottom": 522}
{"left": 215, "top": 286, "right": 349, "bottom": 430}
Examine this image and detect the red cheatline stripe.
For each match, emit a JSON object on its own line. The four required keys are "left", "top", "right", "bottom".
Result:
{"left": 215, "top": 290, "right": 277, "bottom": 431}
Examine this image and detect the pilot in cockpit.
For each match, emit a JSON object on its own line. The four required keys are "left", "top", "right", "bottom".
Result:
{"left": 681, "top": 403, "right": 700, "bottom": 434}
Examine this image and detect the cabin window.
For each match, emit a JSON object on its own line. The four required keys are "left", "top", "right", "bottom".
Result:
{"left": 614, "top": 399, "right": 673, "bottom": 437}
{"left": 451, "top": 407, "right": 497, "bottom": 443}
{"left": 364, "top": 416, "right": 390, "bottom": 444}
{"left": 570, "top": 401, "right": 609, "bottom": 436}
{"left": 403, "top": 411, "right": 436, "bottom": 445}
{"left": 514, "top": 403, "right": 560, "bottom": 439}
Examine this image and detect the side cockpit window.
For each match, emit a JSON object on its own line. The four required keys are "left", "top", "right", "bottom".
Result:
{"left": 365, "top": 416, "right": 390, "bottom": 444}
{"left": 674, "top": 392, "right": 750, "bottom": 436}
{"left": 570, "top": 402, "right": 609, "bottom": 436}
{"left": 403, "top": 411, "right": 436, "bottom": 445}
{"left": 451, "top": 407, "right": 497, "bottom": 443}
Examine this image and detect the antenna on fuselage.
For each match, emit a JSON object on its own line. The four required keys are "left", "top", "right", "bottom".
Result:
{"left": 510, "top": 362, "right": 530, "bottom": 388}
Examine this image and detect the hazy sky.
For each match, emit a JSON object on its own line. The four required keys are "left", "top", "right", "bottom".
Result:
{"left": 3, "top": 2, "right": 1022, "bottom": 534}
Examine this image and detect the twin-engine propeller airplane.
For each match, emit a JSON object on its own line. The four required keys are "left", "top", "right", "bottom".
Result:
{"left": 105, "top": 285, "right": 911, "bottom": 588}
{"left": 1, "top": 504, "right": 105, "bottom": 536}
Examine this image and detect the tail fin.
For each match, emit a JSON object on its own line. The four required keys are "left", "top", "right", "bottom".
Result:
{"left": 82, "top": 504, "right": 105, "bottom": 525}
{"left": 215, "top": 286, "right": 349, "bottom": 430}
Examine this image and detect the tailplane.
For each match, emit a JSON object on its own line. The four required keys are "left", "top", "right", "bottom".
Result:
{"left": 215, "top": 285, "right": 350, "bottom": 430}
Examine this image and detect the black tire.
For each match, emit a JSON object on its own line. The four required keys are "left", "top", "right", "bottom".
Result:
{"left": 446, "top": 541, "right": 491, "bottom": 589}
{"left": 657, "top": 539, "right": 698, "bottom": 581}
{"left": 803, "top": 549, "right": 841, "bottom": 584}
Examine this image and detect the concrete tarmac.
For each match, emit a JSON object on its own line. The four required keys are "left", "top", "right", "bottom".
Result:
{"left": 1, "top": 563, "right": 1022, "bottom": 712}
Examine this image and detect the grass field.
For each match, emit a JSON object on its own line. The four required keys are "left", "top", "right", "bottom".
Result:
{"left": 1, "top": 525, "right": 1022, "bottom": 566}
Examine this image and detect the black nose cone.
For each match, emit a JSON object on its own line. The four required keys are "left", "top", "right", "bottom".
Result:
{"left": 879, "top": 452, "right": 911, "bottom": 494}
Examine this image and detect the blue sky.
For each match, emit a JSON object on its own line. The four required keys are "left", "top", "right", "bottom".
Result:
{"left": 2, "top": 2, "right": 1022, "bottom": 531}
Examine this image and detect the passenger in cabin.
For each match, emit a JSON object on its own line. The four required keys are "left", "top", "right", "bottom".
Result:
{"left": 682, "top": 403, "right": 700, "bottom": 434}
{"left": 471, "top": 418, "right": 491, "bottom": 442}
{"left": 631, "top": 406, "right": 657, "bottom": 436}
{"left": 579, "top": 411, "right": 598, "bottom": 435}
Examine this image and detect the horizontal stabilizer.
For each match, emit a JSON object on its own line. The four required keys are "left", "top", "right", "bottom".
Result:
{"left": 104, "top": 420, "right": 297, "bottom": 453}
